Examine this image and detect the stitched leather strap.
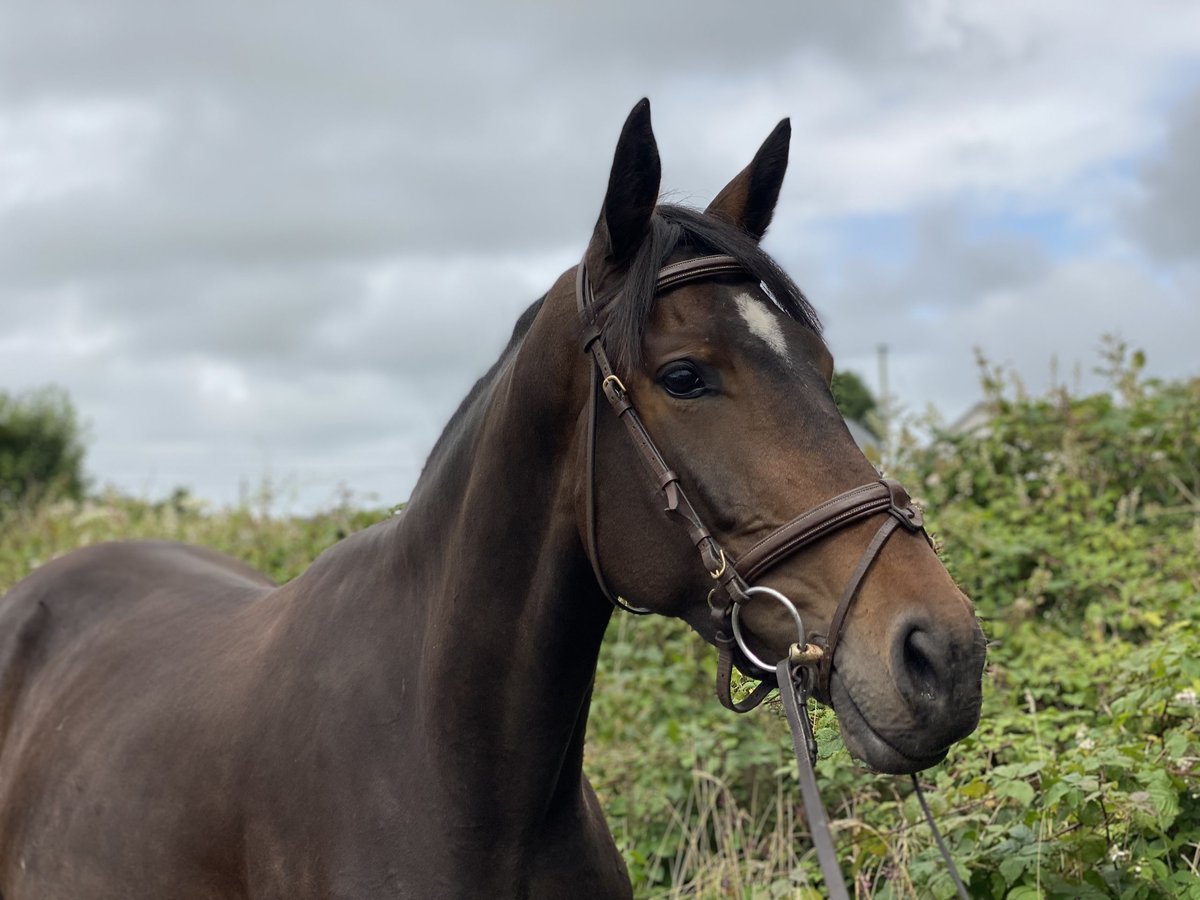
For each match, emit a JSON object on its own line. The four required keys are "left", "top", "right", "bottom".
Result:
{"left": 575, "top": 255, "right": 929, "bottom": 704}
{"left": 583, "top": 358, "right": 652, "bottom": 614}
{"left": 777, "top": 659, "right": 851, "bottom": 900}
{"left": 736, "top": 480, "right": 921, "bottom": 583}
{"left": 655, "top": 254, "right": 745, "bottom": 293}
{"left": 576, "top": 258, "right": 750, "bottom": 612}
{"left": 816, "top": 515, "right": 901, "bottom": 701}
{"left": 733, "top": 479, "right": 926, "bottom": 702}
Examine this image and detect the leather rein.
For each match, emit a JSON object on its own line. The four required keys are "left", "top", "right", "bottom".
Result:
{"left": 574, "top": 253, "right": 969, "bottom": 899}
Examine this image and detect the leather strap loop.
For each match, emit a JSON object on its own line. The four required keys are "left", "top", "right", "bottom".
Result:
{"left": 715, "top": 641, "right": 776, "bottom": 713}
{"left": 575, "top": 254, "right": 930, "bottom": 677}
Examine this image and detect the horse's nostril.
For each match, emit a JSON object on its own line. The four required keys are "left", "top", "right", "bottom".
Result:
{"left": 903, "top": 629, "right": 942, "bottom": 703}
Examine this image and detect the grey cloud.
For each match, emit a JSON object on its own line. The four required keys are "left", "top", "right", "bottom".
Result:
{"left": 1125, "top": 88, "right": 1200, "bottom": 264}
{"left": 2, "top": 2, "right": 915, "bottom": 103}
{"left": 0, "top": 0, "right": 940, "bottom": 292}
{"left": 811, "top": 205, "right": 1052, "bottom": 341}
{"left": 51, "top": 254, "right": 559, "bottom": 378}
{"left": 822, "top": 237, "right": 1199, "bottom": 421}
{"left": 2, "top": 0, "right": 1199, "bottom": 510}
{"left": 0, "top": 121, "right": 595, "bottom": 287}
{"left": 804, "top": 206, "right": 1162, "bottom": 420}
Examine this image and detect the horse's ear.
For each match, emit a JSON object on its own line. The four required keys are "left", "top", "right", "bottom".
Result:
{"left": 593, "top": 99, "right": 661, "bottom": 266}
{"left": 706, "top": 118, "right": 790, "bottom": 240}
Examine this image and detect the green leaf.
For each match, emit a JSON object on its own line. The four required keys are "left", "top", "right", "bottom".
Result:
{"left": 960, "top": 778, "right": 989, "bottom": 800}
{"left": 1133, "top": 770, "right": 1180, "bottom": 830}
{"left": 1008, "top": 886, "right": 1043, "bottom": 900}
{"left": 997, "top": 779, "right": 1036, "bottom": 807}
{"left": 999, "top": 854, "right": 1029, "bottom": 885}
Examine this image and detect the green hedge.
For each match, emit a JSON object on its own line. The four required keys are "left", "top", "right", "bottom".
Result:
{"left": 596, "top": 341, "right": 1200, "bottom": 898}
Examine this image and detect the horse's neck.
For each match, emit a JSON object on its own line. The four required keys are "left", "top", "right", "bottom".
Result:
{"left": 385, "top": 297, "right": 612, "bottom": 832}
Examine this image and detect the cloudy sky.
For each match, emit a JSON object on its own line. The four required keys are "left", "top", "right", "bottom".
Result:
{"left": 3, "top": 1, "right": 1198, "bottom": 511}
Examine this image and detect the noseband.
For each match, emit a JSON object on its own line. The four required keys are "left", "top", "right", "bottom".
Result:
{"left": 574, "top": 253, "right": 929, "bottom": 708}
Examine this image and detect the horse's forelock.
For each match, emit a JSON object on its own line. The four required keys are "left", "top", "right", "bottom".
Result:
{"left": 596, "top": 205, "right": 821, "bottom": 375}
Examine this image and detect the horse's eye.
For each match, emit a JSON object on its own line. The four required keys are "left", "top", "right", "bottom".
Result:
{"left": 658, "top": 362, "right": 708, "bottom": 399}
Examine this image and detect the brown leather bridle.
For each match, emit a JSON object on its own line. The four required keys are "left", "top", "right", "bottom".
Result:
{"left": 575, "top": 253, "right": 929, "bottom": 709}
{"left": 575, "top": 252, "right": 971, "bottom": 900}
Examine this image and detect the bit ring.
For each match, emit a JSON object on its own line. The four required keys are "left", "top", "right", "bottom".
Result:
{"left": 731, "top": 585, "right": 806, "bottom": 673}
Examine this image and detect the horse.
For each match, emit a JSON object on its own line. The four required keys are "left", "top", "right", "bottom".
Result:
{"left": 0, "top": 100, "right": 986, "bottom": 899}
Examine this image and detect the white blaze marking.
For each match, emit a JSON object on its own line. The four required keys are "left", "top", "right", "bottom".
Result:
{"left": 734, "top": 292, "right": 788, "bottom": 358}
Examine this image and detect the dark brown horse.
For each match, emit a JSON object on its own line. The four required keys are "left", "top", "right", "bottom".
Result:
{"left": 0, "top": 101, "right": 985, "bottom": 898}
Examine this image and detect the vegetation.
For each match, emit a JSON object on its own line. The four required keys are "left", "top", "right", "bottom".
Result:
{"left": 0, "top": 386, "right": 86, "bottom": 508}
{"left": 0, "top": 488, "right": 384, "bottom": 590}
{"left": 591, "top": 342, "right": 1199, "bottom": 898}
{"left": 0, "top": 342, "right": 1196, "bottom": 897}
{"left": 832, "top": 370, "right": 879, "bottom": 434}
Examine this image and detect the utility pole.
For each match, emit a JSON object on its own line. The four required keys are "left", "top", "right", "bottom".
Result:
{"left": 877, "top": 343, "right": 891, "bottom": 470}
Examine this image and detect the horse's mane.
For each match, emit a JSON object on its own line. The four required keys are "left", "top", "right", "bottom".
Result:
{"left": 420, "top": 295, "right": 545, "bottom": 475}
{"left": 597, "top": 204, "right": 821, "bottom": 373}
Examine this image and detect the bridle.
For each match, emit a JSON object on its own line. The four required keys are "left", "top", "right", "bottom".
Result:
{"left": 575, "top": 252, "right": 969, "bottom": 900}
{"left": 576, "top": 253, "right": 927, "bottom": 705}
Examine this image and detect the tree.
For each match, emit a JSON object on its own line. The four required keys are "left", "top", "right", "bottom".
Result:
{"left": 831, "top": 370, "right": 877, "bottom": 432}
{"left": 0, "top": 386, "right": 87, "bottom": 507}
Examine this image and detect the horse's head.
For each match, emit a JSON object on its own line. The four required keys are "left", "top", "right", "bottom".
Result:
{"left": 573, "top": 100, "right": 985, "bottom": 774}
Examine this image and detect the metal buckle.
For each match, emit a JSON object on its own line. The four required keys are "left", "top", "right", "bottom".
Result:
{"left": 708, "top": 547, "right": 727, "bottom": 580}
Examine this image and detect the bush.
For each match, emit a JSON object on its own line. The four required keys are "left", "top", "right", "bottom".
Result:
{"left": 832, "top": 370, "right": 878, "bottom": 433}
{"left": 0, "top": 386, "right": 87, "bottom": 508}
{"left": 877, "top": 340, "right": 1200, "bottom": 899}
{"left": 590, "top": 341, "right": 1199, "bottom": 897}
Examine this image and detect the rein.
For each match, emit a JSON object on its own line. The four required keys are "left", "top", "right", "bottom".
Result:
{"left": 575, "top": 254, "right": 969, "bottom": 898}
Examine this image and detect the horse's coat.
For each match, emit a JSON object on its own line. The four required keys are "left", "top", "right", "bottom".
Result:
{"left": 0, "top": 101, "right": 985, "bottom": 898}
